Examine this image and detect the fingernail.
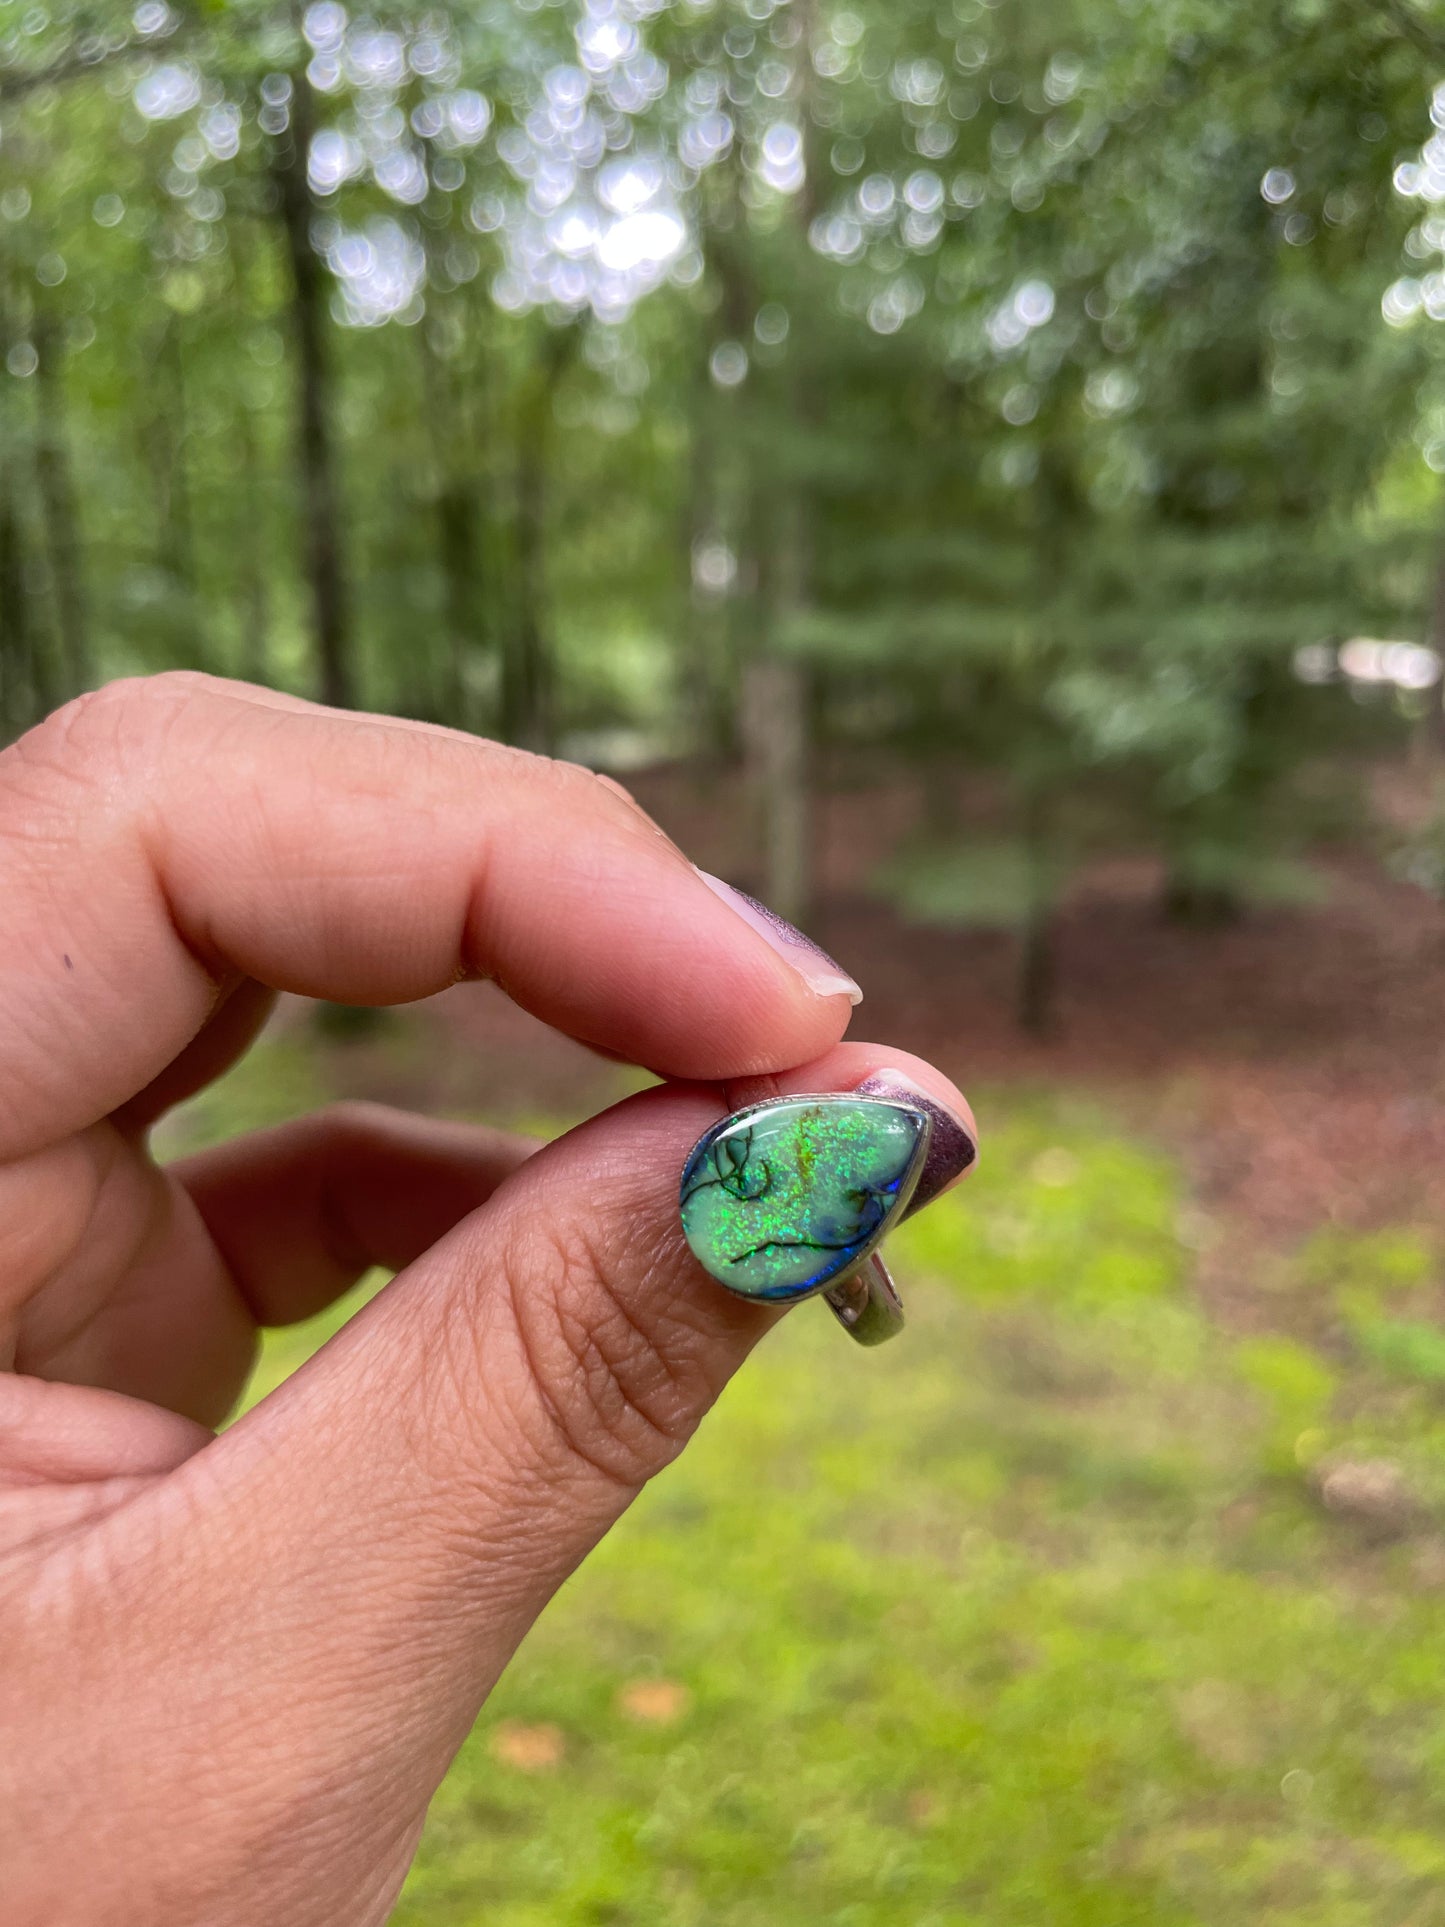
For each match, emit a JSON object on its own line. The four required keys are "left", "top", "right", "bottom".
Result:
{"left": 854, "top": 1070, "right": 976, "bottom": 1214}
{"left": 696, "top": 871, "right": 863, "bottom": 1006}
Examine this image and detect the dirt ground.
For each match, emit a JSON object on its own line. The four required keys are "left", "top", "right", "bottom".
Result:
{"left": 329, "top": 764, "right": 1445, "bottom": 1331}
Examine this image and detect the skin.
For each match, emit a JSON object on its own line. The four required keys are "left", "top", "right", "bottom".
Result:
{"left": 0, "top": 673, "right": 976, "bottom": 1927}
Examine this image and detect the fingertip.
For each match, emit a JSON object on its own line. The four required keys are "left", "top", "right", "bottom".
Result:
{"left": 694, "top": 872, "right": 864, "bottom": 1007}
{"left": 850, "top": 1045, "right": 977, "bottom": 1148}
{"left": 551, "top": 862, "right": 857, "bottom": 1082}
{"left": 756, "top": 1042, "right": 978, "bottom": 1213}
{"left": 755, "top": 1043, "right": 972, "bottom": 1139}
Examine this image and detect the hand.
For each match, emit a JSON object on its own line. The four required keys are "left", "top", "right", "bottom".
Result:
{"left": 0, "top": 674, "right": 975, "bottom": 1926}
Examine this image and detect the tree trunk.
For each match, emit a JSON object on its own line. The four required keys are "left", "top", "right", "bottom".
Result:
{"left": 435, "top": 481, "right": 476, "bottom": 728}
{"left": 1016, "top": 784, "right": 1059, "bottom": 1035}
{"left": 273, "top": 64, "right": 353, "bottom": 709}
{"left": 159, "top": 320, "right": 198, "bottom": 600}
{"left": 507, "top": 423, "right": 550, "bottom": 752}
{"left": 0, "top": 488, "right": 31, "bottom": 738}
{"left": 1017, "top": 899, "right": 1057, "bottom": 1038}
{"left": 923, "top": 755, "right": 962, "bottom": 834}
{"left": 713, "top": 63, "right": 819, "bottom": 921}
{"left": 1426, "top": 509, "right": 1445, "bottom": 755}
{"left": 682, "top": 352, "right": 730, "bottom": 764}
{"left": 1161, "top": 862, "right": 1241, "bottom": 928}
{"left": 503, "top": 327, "right": 572, "bottom": 751}
{"left": 0, "top": 288, "right": 34, "bottom": 737}
{"left": 236, "top": 404, "right": 271, "bottom": 687}
{"left": 418, "top": 313, "right": 477, "bottom": 730}
{"left": 739, "top": 656, "right": 811, "bottom": 924}
{"left": 33, "top": 314, "right": 89, "bottom": 695}
{"left": 706, "top": 165, "right": 760, "bottom": 781}
{"left": 738, "top": 0, "right": 824, "bottom": 922}
{"left": 471, "top": 334, "right": 504, "bottom": 734}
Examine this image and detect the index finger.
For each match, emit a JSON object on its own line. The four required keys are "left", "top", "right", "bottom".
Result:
{"left": 0, "top": 675, "right": 859, "bottom": 1159}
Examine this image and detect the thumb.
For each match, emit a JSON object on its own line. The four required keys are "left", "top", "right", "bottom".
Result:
{"left": 31, "top": 1080, "right": 772, "bottom": 1925}
{"left": 244, "top": 1076, "right": 767, "bottom": 1616}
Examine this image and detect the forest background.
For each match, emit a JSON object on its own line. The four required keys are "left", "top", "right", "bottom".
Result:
{"left": 10, "top": 2, "right": 1445, "bottom": 1921}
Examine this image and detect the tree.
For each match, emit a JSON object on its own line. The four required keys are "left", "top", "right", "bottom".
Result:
{"left": 2, "top": 0, "right": 1443, "bottom": 1033}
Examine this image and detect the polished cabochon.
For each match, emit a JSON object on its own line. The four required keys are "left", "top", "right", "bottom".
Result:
{"left": 679, "top": 1094, "right": 933, "bottom": 1303}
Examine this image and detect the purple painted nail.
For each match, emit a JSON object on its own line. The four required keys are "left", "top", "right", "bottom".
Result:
{"left": 855, "top": 1071, "right": 977, "bottom": 1214}
{"left": 696, "top": 870, "right": 863, "bottom": 1006}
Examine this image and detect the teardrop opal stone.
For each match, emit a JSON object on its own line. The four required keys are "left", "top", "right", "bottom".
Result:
{"left": 679, "top": 1095, "right": 931, "bottom": 1302}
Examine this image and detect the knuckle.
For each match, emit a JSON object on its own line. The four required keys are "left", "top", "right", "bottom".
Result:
{"left": 593, "top": 771, "right": 640, "bottom": 811}
{"left": 567, "top": 762, "right": 658, "bottom": 830}
{"left": 2, "top": 689, "right": 118, "bottom": 805}
{"left": 499, "top": 1212, "right": 698, "bottom": 1492}
{"left": 38, "top": 671, "right": 209, "bottom": 750}
{"left": 531, "top": 753, "right": 652, "bottom": 826}
{"left": 554, "top": 761, "right": 682, "bottom": 863}
{"left": 1, "top": 674, "right": 211, "bottom": 813}
{"left": 461, "top": 742, "right": 677, "bottom": 861}
{"left": 0, "top": 692, "right": 130, "bottom": 853}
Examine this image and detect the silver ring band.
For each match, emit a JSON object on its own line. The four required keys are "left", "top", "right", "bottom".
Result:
{"left": 824, "top": 1252, "right": 906, "bottom": 1346}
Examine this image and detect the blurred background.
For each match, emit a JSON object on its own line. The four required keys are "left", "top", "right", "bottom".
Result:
{"left": 9, "top": 0, "right": 1445, "bottom": 1918}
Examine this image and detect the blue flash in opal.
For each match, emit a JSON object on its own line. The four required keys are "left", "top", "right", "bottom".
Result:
{"left": 679, "top": 1095, "right": 932, "bottom": 1302}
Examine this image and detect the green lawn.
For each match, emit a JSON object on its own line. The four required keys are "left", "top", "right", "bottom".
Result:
{"left": 178, "top": 1040, "right": 1445, "bottom": 1926}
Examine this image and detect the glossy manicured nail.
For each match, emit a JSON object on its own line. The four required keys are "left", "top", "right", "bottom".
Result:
{"left": 696, "top": 870, "right": 863, "bottom": 1006}
{"left": 854, "top": 1071, "right": 976, "bottom": 1214}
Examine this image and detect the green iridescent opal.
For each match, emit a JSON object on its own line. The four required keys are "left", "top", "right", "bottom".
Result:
{"left": 679, "top": 1095, "right": 931, "bottom": 1302}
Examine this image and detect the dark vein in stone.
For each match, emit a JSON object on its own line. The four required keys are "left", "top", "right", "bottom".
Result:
{"left": 727, "top": 1235, "right": 862, "bottom": 1264}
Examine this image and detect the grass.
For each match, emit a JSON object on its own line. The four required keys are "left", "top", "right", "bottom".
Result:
{"left": 178, "top": 1035, "right": 1445, "bottom": 1926}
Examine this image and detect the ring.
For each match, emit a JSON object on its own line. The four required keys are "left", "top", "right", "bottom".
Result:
{"left": 822, "top": 1251, "right": 906, "bottom": 1347}
{"left": 678, "top": 1093, "right": 932, "bottom": 1346}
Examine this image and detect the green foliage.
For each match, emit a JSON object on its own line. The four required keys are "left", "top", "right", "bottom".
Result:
{"left": 1234, "top": 1336, "right": 1338, "bottom": 1475}
{"left": 1162, "top": 844, "right": 1331, "bottom": 914}
{"left": 1352, "top": 1316, "right": 1445, "bottom": 1387}
{"left": 0, "top": 0, "right": 1439, "bottom": 892}
{"left": 1299, "top": 1224, "right": 1445, "bottom": 1388}
{"left": 1292, "top": 1224, "right": 1439, "bottom": 1311}
{"left": 872, "top": 839, "right": 1069, "bottom": 933}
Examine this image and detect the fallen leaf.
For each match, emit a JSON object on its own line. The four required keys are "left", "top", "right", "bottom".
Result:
{"left": 489, "top": 1721, "right": 565, "bottom": 1772}
{"left": 616, "top": 1679, "right": 691, "bottom": 1726}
